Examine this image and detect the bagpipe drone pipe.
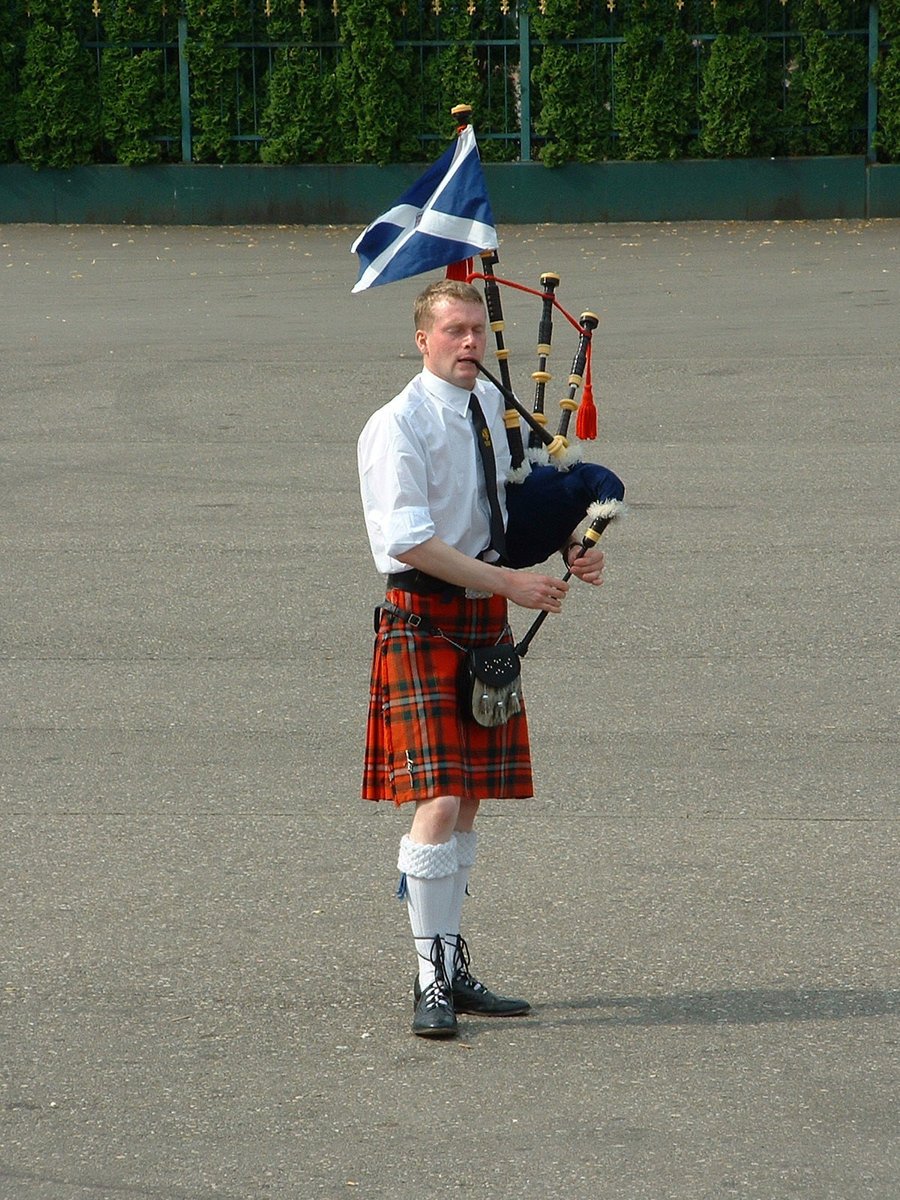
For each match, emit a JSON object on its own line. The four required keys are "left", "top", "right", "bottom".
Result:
{"left": 467, "top": 249, "right": 626, "bottom": 572}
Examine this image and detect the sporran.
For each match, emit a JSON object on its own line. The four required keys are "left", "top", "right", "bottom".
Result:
{"left": 461, "top": 643, "right": 522, "bottom": 728}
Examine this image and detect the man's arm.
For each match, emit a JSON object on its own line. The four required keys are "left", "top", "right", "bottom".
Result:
{"left": 398, "top": 538, "right": 578, "bottom": 614}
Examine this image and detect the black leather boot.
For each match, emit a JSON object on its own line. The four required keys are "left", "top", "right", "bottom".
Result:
{"left": 411, "top": 934, "right": 458, "bottom": 1038}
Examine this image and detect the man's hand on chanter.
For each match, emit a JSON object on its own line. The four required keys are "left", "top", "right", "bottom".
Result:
{"left": 501, "top": 569, "right": 571, "bottom": 614}
{"left": 566, "top": 544, "right": 605, "bottom": 587}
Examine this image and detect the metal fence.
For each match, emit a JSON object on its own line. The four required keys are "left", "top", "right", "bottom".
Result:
{"left": 70, "top": 0, "right": 883, "bottom": 164}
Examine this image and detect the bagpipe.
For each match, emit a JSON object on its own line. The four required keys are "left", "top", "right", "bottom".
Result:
{"left": 463, "top": 248, "right": 626, "bottom": 654}
{"left": 439, "top": 110, "right": 625, "bottom": 599}
{"left": 471, "top": 248, "right": 625, "bottom": 565}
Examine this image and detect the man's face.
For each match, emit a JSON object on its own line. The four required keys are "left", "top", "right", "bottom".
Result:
{"left": 415, "top": 299, "right": 487, "bottom": 390}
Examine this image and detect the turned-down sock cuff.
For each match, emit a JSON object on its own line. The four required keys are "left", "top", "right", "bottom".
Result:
{"left": 454, "top": 829, "right": 478, "bottom": 869}
{"left": 397, "top": 834, "right": 458, "bottom": 880}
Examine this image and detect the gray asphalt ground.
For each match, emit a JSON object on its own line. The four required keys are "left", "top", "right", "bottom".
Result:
{"left": 1, "top": 218, "right": 898, "bottom": 1200}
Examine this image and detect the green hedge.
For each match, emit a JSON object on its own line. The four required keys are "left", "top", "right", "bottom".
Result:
{"left": 12, "top": 0, "right": 98, "bottom": 167}
{"left": 0, "top": 0, "right": 894, "bottom": 169}
{"left": 877, "top": 0, "right": 900, "bottom": 158}
{"left": 100, "top": 0, "right": 179, "bottom": 165}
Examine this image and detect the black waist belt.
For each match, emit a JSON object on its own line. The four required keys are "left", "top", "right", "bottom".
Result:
{"left": 385, "top": 570, "right": 466, "bottom": 598}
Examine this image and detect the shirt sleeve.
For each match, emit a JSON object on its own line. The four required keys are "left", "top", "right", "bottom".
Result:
{"left": 358, "top": 406, "right": 436, "bottom": 561}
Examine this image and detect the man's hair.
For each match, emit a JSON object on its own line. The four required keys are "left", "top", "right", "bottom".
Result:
{"left": 414, "top": 279, "right": 484, "bottom": 332}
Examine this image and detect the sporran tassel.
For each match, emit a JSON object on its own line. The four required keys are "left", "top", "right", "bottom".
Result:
{"left": 476, "top": 682, "right": 522, "bottom": 726}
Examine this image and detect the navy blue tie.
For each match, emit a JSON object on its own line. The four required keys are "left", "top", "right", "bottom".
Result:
{"left": 469, "top": 394, "right": 507, "bottom": 561}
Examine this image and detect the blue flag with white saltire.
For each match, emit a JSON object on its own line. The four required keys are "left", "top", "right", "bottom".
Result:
{"left": 350, "top": 124, "right": 498, "bottom": 293}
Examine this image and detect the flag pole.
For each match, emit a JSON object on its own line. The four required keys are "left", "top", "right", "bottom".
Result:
{"left": 444, "top": 105, "right": 476, "bottom": 284}
{"left": 449, "top": 105, "right": 528, "bottom": 473}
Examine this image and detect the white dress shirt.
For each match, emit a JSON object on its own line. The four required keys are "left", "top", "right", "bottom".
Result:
{"left": 357, "top": 366, "right": 511, "bottom": 575}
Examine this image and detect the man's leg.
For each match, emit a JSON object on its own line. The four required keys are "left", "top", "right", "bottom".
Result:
{"left": 442, "top": 797, "right": 479, "bottom": 980}
{"left": 444, "top": 797, "right": 531, "bottom": 1018}
{"left": 399, "top": 795, "right": 461, "bottom": 1038}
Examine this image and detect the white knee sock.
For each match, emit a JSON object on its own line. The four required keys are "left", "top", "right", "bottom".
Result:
{"left": 397, "top": 834, "right": 458, "bottom": 989}
{"left": 444, "top": 829, "right": 478, "bottom": 980}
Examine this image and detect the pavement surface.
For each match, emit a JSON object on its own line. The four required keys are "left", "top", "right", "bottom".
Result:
{"left": 1, "top": 219, "right": 898, "bottom": 1200}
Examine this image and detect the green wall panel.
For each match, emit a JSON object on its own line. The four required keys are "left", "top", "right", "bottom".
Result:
{"left": 1, "top": 158, "right": 895, "bottom": 225}
{"left": 867, "top": 165, "right": 900, "bottom": 218}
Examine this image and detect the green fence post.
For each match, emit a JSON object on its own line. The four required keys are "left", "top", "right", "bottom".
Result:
{"left": 868, "top": 1, "right": 879, "bottom": 164}
{"left": 178, "top": 4, "right": 192, "bottom": 163}
{"left": 519, "top": 7, "right": 531, "bottom": 162}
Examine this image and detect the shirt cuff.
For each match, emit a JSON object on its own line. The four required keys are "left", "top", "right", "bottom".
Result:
{"left": 381, "top": 506, "right": 435, "bottom": 560}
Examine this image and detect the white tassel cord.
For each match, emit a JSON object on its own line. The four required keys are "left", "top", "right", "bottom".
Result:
{"left": 586, "top": 497, "right": 628, "bottom": 523}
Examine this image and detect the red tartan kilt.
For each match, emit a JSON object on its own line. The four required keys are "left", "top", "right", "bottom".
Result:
{"left": 363, "top": 587, "right": 534, "bottom": 805}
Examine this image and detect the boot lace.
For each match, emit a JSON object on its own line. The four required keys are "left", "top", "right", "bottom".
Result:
{"left": 418, "top": 935, "right": 453, "bottom": 1010}
{"left": 452, "top": 935, "right": 488, "bottom": 994}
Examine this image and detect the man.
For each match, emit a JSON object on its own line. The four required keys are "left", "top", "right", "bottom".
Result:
{"left": 357, "top": 279, "right": 604, "bottom": 1038}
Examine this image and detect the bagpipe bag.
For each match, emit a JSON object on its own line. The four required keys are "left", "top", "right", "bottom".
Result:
{"left": 503, "top": 460, "right": 626, "bottom": 570}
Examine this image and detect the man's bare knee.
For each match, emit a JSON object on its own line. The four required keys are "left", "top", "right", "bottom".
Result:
{"left": 410, "top": 795, "right": 462, "bottom": 844}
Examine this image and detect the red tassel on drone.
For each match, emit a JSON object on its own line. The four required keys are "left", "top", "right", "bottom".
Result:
{"left": 576, "top": 340, "right": 597, "bottom": 441}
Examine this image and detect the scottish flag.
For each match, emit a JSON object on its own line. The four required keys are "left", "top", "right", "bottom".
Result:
{"left": 351, "top": 124, "right": 498, "bottom": 293}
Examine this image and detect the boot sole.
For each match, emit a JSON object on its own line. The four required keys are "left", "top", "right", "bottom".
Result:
{"left": 412, "top": 1023, "right": 459, "bottom": 1038}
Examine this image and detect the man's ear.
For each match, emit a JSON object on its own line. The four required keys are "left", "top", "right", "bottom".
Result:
{"left": 415, "top": 328, "right": 428, "bottom": 355}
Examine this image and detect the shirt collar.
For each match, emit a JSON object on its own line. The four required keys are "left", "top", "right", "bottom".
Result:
{"left": 421, "top": 366, "right": 473, "bottom": 415}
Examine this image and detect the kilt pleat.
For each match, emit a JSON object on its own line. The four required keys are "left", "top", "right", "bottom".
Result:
{"left": 362, "top": 588, "right": 534, "bottom": 805}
